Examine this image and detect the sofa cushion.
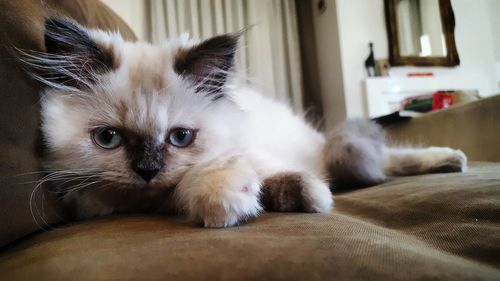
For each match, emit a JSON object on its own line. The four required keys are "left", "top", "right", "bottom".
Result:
{"left": 387, "top": 94, "right": 500, "bottom": 161}
{"left": 0, "top": 0, "right": 136, "bottom": 247}
{"left": 0, "top": 163, "right": 498, "bottom": 281}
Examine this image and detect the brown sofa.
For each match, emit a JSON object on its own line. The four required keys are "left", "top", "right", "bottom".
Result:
{"left": 0, "top": 1, "right": 499, "bottom": 280}
{"left": 0, "top": 0, "right": 136, "bottom": 249}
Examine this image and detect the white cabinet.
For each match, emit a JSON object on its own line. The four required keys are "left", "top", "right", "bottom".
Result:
{"left": 364, "top": 77, "right": 478, "bottom": 118}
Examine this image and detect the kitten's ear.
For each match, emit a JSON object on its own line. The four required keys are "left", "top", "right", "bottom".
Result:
{"left": 30, "top": 18, "right": 115, "bottom": 90}
{"left": 174, "top": 33, "right": 239, "bottom": 94}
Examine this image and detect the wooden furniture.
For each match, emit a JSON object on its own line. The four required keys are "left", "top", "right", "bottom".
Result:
{"left": 385, "top": 0, "right": 460, "bottom": 66}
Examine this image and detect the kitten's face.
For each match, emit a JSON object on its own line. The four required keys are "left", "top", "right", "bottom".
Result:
{"left": 36, "top": 19, "right": 243, "bottom": 191}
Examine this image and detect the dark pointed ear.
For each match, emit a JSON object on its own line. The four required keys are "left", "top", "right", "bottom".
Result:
{"left": 31, "top": 18, "right": 115, "bottom": 89}
{"left": 174, "top": 34, "right": 239, "bottom": 94}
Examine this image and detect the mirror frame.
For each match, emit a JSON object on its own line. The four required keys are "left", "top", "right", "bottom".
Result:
{"left": 385, "top": 0, "right": 460, "bottom": 67}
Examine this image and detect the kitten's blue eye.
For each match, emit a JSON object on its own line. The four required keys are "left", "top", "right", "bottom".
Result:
{"left": 92, "top": 128, "right": 122, "bottom": 149}
{"left": 168, "top": 128, "right": 195, "bottom": 148}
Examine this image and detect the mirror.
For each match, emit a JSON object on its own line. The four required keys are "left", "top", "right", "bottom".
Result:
{"left": 385, "top": 0, "right": 460, "bottom": 66}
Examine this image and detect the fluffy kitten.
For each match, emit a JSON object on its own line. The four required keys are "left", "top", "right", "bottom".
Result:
{"left": 26, "top": 18, "right": 467, "bottom": 227}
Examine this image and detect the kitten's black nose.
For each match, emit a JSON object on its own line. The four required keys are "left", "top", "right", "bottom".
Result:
{"left": 135, "top": 168, "right": 160, "bottom": 183}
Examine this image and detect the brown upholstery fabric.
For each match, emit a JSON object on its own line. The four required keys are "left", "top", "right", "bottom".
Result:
{"left": 0, "top": 163, "right": 498, "bottom": 281}
{"left": 387, "top": 94, "right": 500, "bottom": 162}
{"left": 43, "top": 0, "right": 136, "bottom": 39}
{"left": 0, "top": 0, "right": 136, "bottom": 247}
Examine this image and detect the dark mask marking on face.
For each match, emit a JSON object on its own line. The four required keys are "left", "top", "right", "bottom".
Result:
{"left": 127, "top": 137, "right": 166, "bottom": 183}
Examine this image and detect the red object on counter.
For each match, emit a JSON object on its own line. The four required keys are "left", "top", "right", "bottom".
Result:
{"left": 432, "top": 91, "right": 454, "bottom": 110}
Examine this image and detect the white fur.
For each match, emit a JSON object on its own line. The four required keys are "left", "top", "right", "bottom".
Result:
{"left": 39, "top": 28, "right": 332, "bottom": 226}
{"left": 38, "top": 23, "right": 465, "bottom": 227}
{"left": 383, "top": 146, "right": 468, "bottom": 175}
{"left": 299, "top": 174, "right": 333, "bottom": 213}
{"left": 175, "top": 155, "right": 262, "bottom": 227}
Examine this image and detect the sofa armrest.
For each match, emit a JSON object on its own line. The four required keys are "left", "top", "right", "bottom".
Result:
{"left": 386, "top": 94, "right": 500, "bottom": 161}
{"left": 0, "top": 0, "right": 136, "bottom": 248}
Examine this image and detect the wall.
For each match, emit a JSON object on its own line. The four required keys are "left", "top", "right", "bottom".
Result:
{"left": 100, "top": 0, "right": 149, "bottom": 41}
{"left": 389, "top": 0, "right": 498, "bottom": 92}
{"left": 311, "top": 0, "right": 347, "bottom": 130}
{"left": 335, "top": 0, "right": 388, "bottom": 118}
{"left": 488, "top": 0, "right": 500, "bottom": 87}
{"left": 489, "top": 0, "right": 500, "bottom": 62}
{"left": 328, "top": 0, "right": 499, "bottom": 118}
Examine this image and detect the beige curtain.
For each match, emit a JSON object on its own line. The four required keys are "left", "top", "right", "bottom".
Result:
{"left": 148, "top": 0, "right": 304, "bottom": 111}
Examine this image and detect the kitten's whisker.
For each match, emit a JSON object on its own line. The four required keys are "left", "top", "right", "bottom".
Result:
{"left": 11, "top": 168, "right": 102, "bottom": 178}
{"left": 28, "top": 168, "right": 105, "bottom": 231}
{"left": 57, "top": 174, "right": 101, "bottom": 188}
{"left": 29, "top": 179, "right": 54, "bottom": 232}
{"left": 38, "top": 184, "right": 58, "bottom": 231}
{"left": 62, "top": 180, "right": 102, "bottom": 195}
{"left": 54, "top": 175, "right": 100, "bottom": 193}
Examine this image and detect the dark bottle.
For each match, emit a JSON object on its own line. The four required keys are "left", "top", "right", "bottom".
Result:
{"left": 365, "top": 42, "right": 376, "bottom": 77}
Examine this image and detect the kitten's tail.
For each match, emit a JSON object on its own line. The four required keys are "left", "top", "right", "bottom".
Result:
{"left": 324, "top": 119, "right": 387, "bottom": 189}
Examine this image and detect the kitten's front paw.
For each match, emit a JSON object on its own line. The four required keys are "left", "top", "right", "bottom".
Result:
{"left": 262, "top": 172, "right": 333, "bottom": 213}
{"left": 428, "top": 147, "right": 468, "bottom": 173}
{"left": 176, "top": 155, "right": 262, "bottom": 228}
{"left": 452, "top": 149, "right": 468, "bottom": 172}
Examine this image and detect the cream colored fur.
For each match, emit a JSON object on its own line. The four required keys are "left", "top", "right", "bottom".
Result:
{"left": 37, "top": 22, "right": 466, "bottom": 227}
